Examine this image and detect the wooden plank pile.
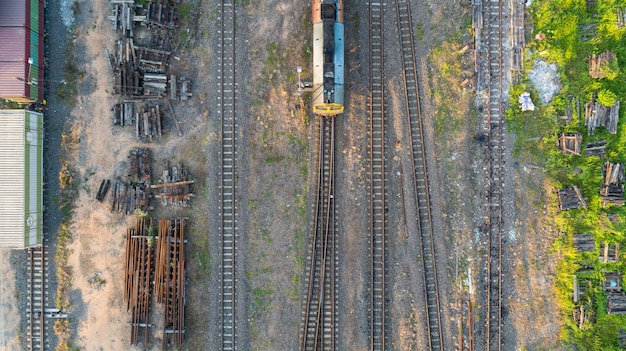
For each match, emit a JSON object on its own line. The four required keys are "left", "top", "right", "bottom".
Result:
{"left": 136, "top": 104, "right": 163, "bottom": 140}
{"left": 114, "top": 38, "right": 141, "bottom": 96}
{"left": 155, "top": 219, "right": 186, "bottom": 350}
{"left": 589, "top": 51, "right": 617, "bottom": 78}
{"left": 151, "top": 163, "right": 194, "bottom": 207}
{"left": 109, "top": 0, "right": 146, "bottom": 38}
{"left": 136, "top": 45, "right": 171, "bottom": 74}
{"left": 573, "top": 275, "right": 592, "bottom": 303}
{"left": 585, "top": 99, "right": 620, "bottom": 135}
{"left": 603, "top": 270, "right": 622, "bottom": 292}
{"left": 96, "top": 179, "right": 112, "bottom": 202}
{"left": 618, "top": 8, "right": 626, "bottom": 28}
{"left": 619, "top": 330, "right": 626, "bottom": 348}
{"left": 124, "top": 217, "right": 155, "bottom": 346}
{"left": 558, "top": 133, "right": 582, "bottom": 155}
{"left": 145, "top": 1, "right": 178, "bottom": 29}
{"left": 599, "top": 243, "right": 620, "bottom": 263}
{"left": 584, "top": 139, "right": 606, "bottom": 157}
{"left": 114, "top": 102, "right": 135, "bottom": 126}
{"left": 558, "top": 186, "right": 587, "bottom": 210}
{"left": 170, "top": 75, "right": 192, "bottom": 101}
{"left": 110, "top": 179, "right": 150, "bottom": 214}
{"left": 573, "top": 233, "right": 595, "bottom": 252}
{"left": 572, "top": 304, "right": 592, "bottom": 328}
{"left": 129, "top": 148, "right": 152, "bottom": 184}
{"left": 608, "top": 292, "right": 626, "bottom": 314}
{"left": 113, "top": 39, "right": 172, "bottom": 97}
{"left": 601, "top": 162, "right": 624, "bottom": 205}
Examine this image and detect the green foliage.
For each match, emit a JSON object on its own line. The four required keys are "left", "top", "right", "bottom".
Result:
{"left": 597, "top": 88, "right": 617, "bottom": 106}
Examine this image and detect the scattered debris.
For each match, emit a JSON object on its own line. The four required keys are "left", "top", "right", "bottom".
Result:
{"left": 170, "top": 75, "right": 192, "bottom": 101}
{"left": 518, "top": 92, "right": 535, "bottom": 111}
{"left": 529, "top": 59, "right": 561, "bottom": 104}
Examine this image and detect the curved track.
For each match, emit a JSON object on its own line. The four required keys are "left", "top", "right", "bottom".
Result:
{"left": 483, "top": 0, "right": 504, "bottom": 350}
{"left": 218, "top": 1, "right": 238, "bottom": 350}
{"left": 369, "top": 2, "right": 387, "bottom": 351}
{"left": 300, "top": 117, "right": 337, "bottom": 351}
{"left": 27, "top": 247, "right": 47, "bottom": 351}
{"left": 394, "top": 0, "right": 443, "bottom": 349}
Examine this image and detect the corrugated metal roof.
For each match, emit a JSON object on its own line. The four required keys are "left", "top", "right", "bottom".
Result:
{"left": 0, "top": 0, "right": 28, "bottom": 28}
{"left": 0, "top": 109, "right": 26, "bottom": 248}
{"left": 0, "top": 61, "right": 28, "bottom": 100}
{"left": 0, "top": 27, "right": 28, "bottom": 62}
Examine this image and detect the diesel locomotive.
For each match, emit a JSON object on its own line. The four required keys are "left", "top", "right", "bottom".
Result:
{"left": 312, "top": 0, "right": 344, "bottom": 116}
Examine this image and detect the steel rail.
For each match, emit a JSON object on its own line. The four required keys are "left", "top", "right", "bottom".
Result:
{"left": 394, "top": 0, "right": 443, "bottom": 349}
{"left": 27, "top": 246, "right": 45, "bottom": 351}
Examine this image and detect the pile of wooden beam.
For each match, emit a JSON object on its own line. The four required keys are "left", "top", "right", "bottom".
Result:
{"left": 558, "top": 186, "right": 587, "bottom": 210}
{"left": 170, "top": 75, "right": 192, "bottom": 101}
{"left": 114, "top": 38, "right": 141, "bottom": 96}
{"left": 114, "top": 102, "right": 135, "bottom": 126}
{"left": 110, "top": 179, "right": 150, "bottom": 215}
{"left": 152, "top": 163, "right": 194, "bottom": 207}
{"left": 129, "top": 148, "right": 152, "bottom": 184}
{"left": 599, "top": 243, "right": 620, "bottom": 263}
{"left": 136, "top": 45, "right": 171, "bottom": 74}
{"left": 124, "top": 217, "right": 155, "bottom": 345}
{"left": 618, "top": 8, "right": 626, "bottom": 28}
{"left": 155, "top": 219, "right": 186, "bottom": 350}
{"left": 109, "top": 0, "right": 146, "bottom": 38}
{"left": 589, "top": 51, "right": 617, "bottom": 78}
{"left": 585, "top": 99, "right": 620, "bottom": 135}
{"left": 136, "top": 104, "right": 163, "bottom": 140}
{"left": 558, "top": 133, "right": 582, "bottom": 155}
{"left": 145, "top": 2, "right": 178, "bottom": 29}
{"left": 572, "top": 303, "right": 592, "bottom": 328}
{"left": 113, "top": 39, "right": 172, "bottom": 97}
{"left": 585, "top": 139, "right": 606, "bottom": 157}
{"left": 608, "top": 292, "right": 626, "bottom": 315}
{"left": 619, "top": 330, "right": 626, "bottom": 348}
{"left": 573, "top": 233, "right": 595, "bottom": 252}
{"left": 573, "top": 275, "right": 592, "bottom": 303}
{"left": 96, "top": 179, "right": 111, "bottom": 202}
{"left": 601, "top": 162, "right": 624, "bottom": 205}
{"left": 143, "top": 73, "right": 168, "bottom": 97}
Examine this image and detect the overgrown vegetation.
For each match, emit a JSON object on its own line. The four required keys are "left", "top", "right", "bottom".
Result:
{"left": 508, "top": 0, "right": 626, "bottom": 349}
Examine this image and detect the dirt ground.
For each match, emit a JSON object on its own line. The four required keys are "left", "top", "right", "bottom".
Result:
{"left": 0, "top": 0, "right": 564, "bottom": 350}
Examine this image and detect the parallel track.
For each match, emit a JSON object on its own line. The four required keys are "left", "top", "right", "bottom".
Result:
{"left": 27, "top": 247, "right": 46, "bottom": 351}
{"left": 218, "top": 0, "right": 238, "bottom": 350}
{"left": 484, "top": 0, "right": 504, "bottom": 350}
{"left": 300, "top": 117, "right": 337, "bottom": 351}
{"left": 369, "top": 2, "right": 387, "bottom": 350}
{"left": 395, "top": 0, "right": 443, "bottom": 350}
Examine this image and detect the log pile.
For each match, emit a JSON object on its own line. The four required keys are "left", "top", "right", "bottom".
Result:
{"left": 608, "top": 292, "right": 626, "bottom": 315}
{"left": 110, "top": 179, "right": 149, "bottom": 215}
{"left": 114, "top": 102, "right": 135, "bottom": 126}
{"left": 599, "top": 243, "right": 620, "bottom": 263}
{"left": 96, "top": 179, "right": 112, "bottom": 202}
{"left": 136, "top": 104, "right": 163, "bottom": 140}
{"left": 155, "top": 219, "right": 186, "bottom": 350}
{"left": 114, "top": 38, "right": 141, "bottom": 96}
{"left": 573, "top": 233, "right": 595, "bottom": 252}
{"left": 619, "top": 8, "right": 626, "bottom": 28}
{"left": 589, "top": 51, "right": 617, "bottom": 78}
{"left": 145, "top": 1, "right": 178, "bottom": 30}
{"left": 558, "top": 133, "right": 582, "bottom": 155}
{"left": 585, "top": 99, "right": 620, "bottom": 135}
{"left": 170, "top": 75, "right": 192, "bottom": 101}
{"left": 601, "top": 162, "right": 624, "bottom": 205}
{"left": 558, "top": 186, "right": 587, "bottom": 210}
{"left": 109, "top": 0, "right": 146, "bottom": 38}
{"left": 603, "top": 270, "right": 622, "bottom": 292}
{"left": 573, "top": 275, "right": 592, "bottom": 303}
{"left": 572, "top": 303, "right": 592, "bottom": 328}
{"left": 584, "top": 139, "right": 606, "bottom": 157}
{"left": 113, "top": 39, "right": 172, "bottom": 97}
{"left": 136, "top": 45, "right": 171, "bottom": 74}
{"left": 129, "top": 148, "right": 152, "bottom": 184}
{"left": 619, "top": 329, "right": 626, "bottom": 348}
{"left": 152, "top": 163, "right": 194, "bottom": 207}
{"left": 124, "top": 217, "right": 155, "bottom": 346}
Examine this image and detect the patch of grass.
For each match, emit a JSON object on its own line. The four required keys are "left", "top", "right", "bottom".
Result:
{"left": 416, "top": 22, "right": 425, "bottom": 41}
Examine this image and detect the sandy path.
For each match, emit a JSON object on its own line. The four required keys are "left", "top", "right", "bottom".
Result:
{"left": 0, "top": 251, "right": 20, "bottom": 351}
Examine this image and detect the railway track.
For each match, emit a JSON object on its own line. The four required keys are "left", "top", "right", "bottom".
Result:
{"left": 483, "top": 0, "right": 504, "bottom": 350}
{"left": 218, "top": 0, "right": 238, "bottom": 350}
{"left": 369, "top": 2, "right": 387, "bottom": 351}
{"left": 300, "top": 117, "right": 337, "bottom": 351}
{"left": 394, "top": 0, "right": 443, "bottom": 350}
{"left": 27, "top": 246, "right": 46, "bottom": 351}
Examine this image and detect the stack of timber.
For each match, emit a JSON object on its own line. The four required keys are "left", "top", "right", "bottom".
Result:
{"left": 113, "top": 39, "right": 172, "bottom": 97}
{"left": 558, "top": 186, "right": 587, "bottom": 210}
{"left": 585, "top": 139, "right": 607, "bottom": 157}
{"left": 129, "top": 148, "right": 152, "bottom": 184}
{"left": 135, "top": 45, "right": 171, "bottom": 74}
{"left": 155, "top": 219, "right": 186, "bottom": 350}
{"left": 145, "top": 1, "right": 178, "bottom": 30}
{"left": 599, "top": 243, "right": 620, "bottom": 263}
{"left": 573, "top": 233, "right": 595, "bottom": 252}
{"left": 619, "top": 330, "right": 626, "bottom": 348}
{"left": 585, "top": 99, "right": 620, "bottom": 135}
{"left": 608, "top": 292, "right": 626, "bottom": 315}
{"left": 170, "top": 75, "right": 192, "bottom": 101}
{"left": 510, "top": 0, "right": 525, "bottom": 83}
{"left": 114, "top": 102, "right": 135, "bottom": 126}
{"left": 136, "top": 104, "right": 163, "bottom": 141}
{"left": 618, "top": 8, "right": 626, "bottom": 28}
{"left": 601, "top": 162, "right": 624, "bottom": 205}
{"left": 96, "top": 179, "right": 112, "bottom": 202}
{"left": 143, "top": 73, "right": 168, "bottom": 97}
{"left": 589, "top": 51, "right": 617, "bottom": 78}
{"left": 151, "top": 163, "right": 194, "bottom": 207}
{"left": 558, "top": 133, "right": 582, "bottom": 155}
{"left": 110, "top": 179, "right": 150, "bottom": 214}
{"left": 603, "top": 270, "right": 622, "bottom": 292}
{"left": 114, "top": 38, "right": 141, "bottom": 96}
{"left": 109, "top": 0, "right": 146, "bottom": 38}
{"left": 124, "top": 217, "right": 155, "bottom": 346}
{"left": 572, "top": 304, "right": 593, "bottom": 328}
{"left": 573, "top": 275, "right": 592, "bottom": 303}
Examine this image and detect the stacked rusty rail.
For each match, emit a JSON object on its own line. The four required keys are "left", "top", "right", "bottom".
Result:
{"left": 483, "top": 0, "right": 504, "bottom": 350}
{"left": 369, "top": 2, "right": 387, "bottom": 350}
{"left": 218, "top": 0, "right": 239, "bottom": 350}
{"left": 395, "top": 0, "right": 443, "bottom": 349}
{"left": 155, "top": 219, "right": 186, "bottom": 349}
{"left": 124, "top": 217, "right": 155, "bottom": 346}
{"left": 300, "top": 117, "right": 337, "bottom": 351}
